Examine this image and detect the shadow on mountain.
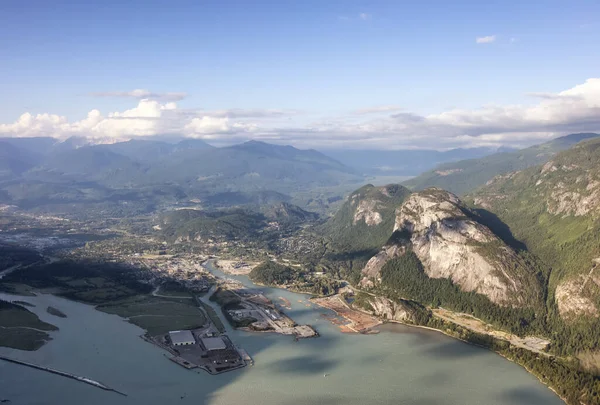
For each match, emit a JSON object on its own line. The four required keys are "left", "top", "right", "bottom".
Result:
{"left": 473, "top": 208, "right": 527, "bottom": 251}
{"left": 324, "top": 248, "right": 378, "bottom": 263}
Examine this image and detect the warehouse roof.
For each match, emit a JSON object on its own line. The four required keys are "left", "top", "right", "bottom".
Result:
{"left": 201, "top": 336, "right": 227, "bottom": 351}
{"left": 169, "top": 330, "right": 195, "bottom": 345}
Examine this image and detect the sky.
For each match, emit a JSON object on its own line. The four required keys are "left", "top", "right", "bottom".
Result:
{"left": 1, "top": 0, "right": 599, "bottom": 150}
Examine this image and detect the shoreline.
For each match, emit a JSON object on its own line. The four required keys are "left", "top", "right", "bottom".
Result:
{"left": 309, "top": 294, "right": 567, "bottom": 404}
{"left": 375, "top": 319, "right": 568, "bottom": 404}
{"left": 251, "top": 277, "right": 567, "bottom": 404}
{"left": 3, "top": 266, "right": 568, "bottom": 404}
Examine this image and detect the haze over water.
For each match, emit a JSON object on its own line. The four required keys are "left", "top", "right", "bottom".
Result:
{"left": 0, "top": 267, "right": 564, "bottom": 405}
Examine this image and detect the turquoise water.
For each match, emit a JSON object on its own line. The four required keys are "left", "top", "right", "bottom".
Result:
{"left": 0, "top": 265, "right": 564, "bottom": 405}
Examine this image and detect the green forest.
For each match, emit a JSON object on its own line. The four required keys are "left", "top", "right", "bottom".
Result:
{"left": 249, "top": 260, "right": 341, "bottom": 295}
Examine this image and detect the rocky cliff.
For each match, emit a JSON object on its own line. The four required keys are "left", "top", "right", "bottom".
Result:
{"left": 321, "top": 183, "right": 411, "bottom": 251}
{"left": 357, "top": 295, "right": 416, "bottom": 322}
{"left": 361, "top": 188, "right": 540, "bottom": 307}
{"left": 471, "top": 138, "right": 600, "bottom": 320}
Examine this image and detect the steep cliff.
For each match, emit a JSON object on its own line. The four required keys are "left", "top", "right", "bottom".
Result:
{"left": 320, "top": 183, "right": 411, "bottom": 252}
{"left": 361, "top": 188, "right": 542, "bottom": 307}
{"left": 354, "top": 294, "right": 416, "bottom": 322}
{"left": 471, "top": 138, "right": 600, "bottom": 321}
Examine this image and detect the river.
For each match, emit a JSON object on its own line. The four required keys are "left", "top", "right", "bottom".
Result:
{"left": 0, "top": 261, "right": 564, "bottom": 405}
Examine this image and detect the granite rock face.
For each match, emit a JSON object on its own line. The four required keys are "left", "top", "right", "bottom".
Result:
{"left": 362, "top": 188, "right": 539, "bottom": 307}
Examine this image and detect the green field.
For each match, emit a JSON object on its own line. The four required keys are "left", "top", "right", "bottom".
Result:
{"left": 0, "top": 300, "right": 58, "bottom": 351}
{"left": 97, "top": 295, "right": 207, "bottom": 336}
{"left": 198, "top": 300, "right": 226, "bottom": 333}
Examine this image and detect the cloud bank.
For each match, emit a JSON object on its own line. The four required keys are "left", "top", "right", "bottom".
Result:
{"left": 90, "top": 89, "right": 188, "bottom": 101}
{"left": 476, "top": 35, "right": 496, "bottom": 44}
{"left": 2, "top": 79, "right": 600, "bottom": 150}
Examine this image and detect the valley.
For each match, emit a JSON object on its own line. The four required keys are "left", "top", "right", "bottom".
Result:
{"left": 4, "top": 3, "right": 600, "bottom": 403}
{"left": 1, "top": 134, "right": 600, "bottom": 404}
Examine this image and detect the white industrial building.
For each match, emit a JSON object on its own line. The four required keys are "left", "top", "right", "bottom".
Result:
{"left": 200, "top": 336, "right": 227, "bottom": 351}
{"left": 169, "top": 330, "right": 195, "bottom": 346}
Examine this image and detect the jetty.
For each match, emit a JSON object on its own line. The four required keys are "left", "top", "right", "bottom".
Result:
{"left": 0, "top": 355, "right": 127, "bottom": 396}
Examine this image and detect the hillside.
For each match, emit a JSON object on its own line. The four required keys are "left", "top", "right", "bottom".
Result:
{"left": 323, "top": 146, "right": 507, "bottom": 176}
{"left": 260, "top": 202, "right": 319, "bottom": 224}
{"left": 320, "top": 184, "right": 412, "bottom": 252}
{"left": 470, "top": 138, "right": 600, "bottom": 325}
{"left": 359, "top": 189, "right": 543, "bottom": 313}
{"left": 404, "top": 133, "right": 600, "bottom": 196}
{"left": 0, "top": 138, "right": 363, "bottom": 217}
{"left": 158, "top": 209, "right": 268, "bottom": 242}
{"left": 145, "top": 140, "right": 361, "bottom": 193}
{"left": 0, "top": 141, "right": 38, "bottom": 179}
{"left": 158, "top": 202, "right": 317, "bottom": 243}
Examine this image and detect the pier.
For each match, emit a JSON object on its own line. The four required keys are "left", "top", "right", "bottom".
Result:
{"left": 0, "top": 355, "right": 127, "bottom": 396}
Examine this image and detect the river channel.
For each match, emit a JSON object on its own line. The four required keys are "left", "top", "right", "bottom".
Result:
{"left": 0, "top": 261, "right": 564, "bottom": 405}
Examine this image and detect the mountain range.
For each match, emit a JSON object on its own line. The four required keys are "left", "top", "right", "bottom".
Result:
{"left": 317, "top": 137, "right": 600, "bottom": 385}
{"left": 3, "top": 131, "right": 600, "bottom": 402}
{"left": 323, "top": 146, "right": 514, "bottom": 176}
{"left": 0, "top": 137, "right": 362, "bottom": 216}
{"left": 470, "top": 137, "right": 600, "bottom": 323}
{"left": 404, "top": 133, "right": 600, "bottom": 195}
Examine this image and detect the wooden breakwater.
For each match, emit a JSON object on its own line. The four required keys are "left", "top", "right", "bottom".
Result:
{"left": 0, "top": 355, "right": 127, "bottom": 396}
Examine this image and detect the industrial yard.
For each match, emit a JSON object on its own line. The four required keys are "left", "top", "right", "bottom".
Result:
{"left": 145, "top": 300, "right": 252, "bottom": 374}
{"left": 209, "top": 282, "right": 318, "bottom": 339}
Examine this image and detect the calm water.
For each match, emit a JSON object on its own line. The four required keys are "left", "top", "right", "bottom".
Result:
{"left": 0, "top": 263, "right": 564, "bottom": 405}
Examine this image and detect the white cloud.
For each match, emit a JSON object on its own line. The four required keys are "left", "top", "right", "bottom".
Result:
{"left": 2, "top": 79, "right": 600, "bottom": 150}
{"left": 184, "top": 116, "right": 258, "bottom": 139}
{"left": 185, "top": 116, "right": 232, "bottom": 135}
{"left": 0, "top": 99, "right": 185, "bottom": 141}
{"left": 353, "top": 105, "right": 403, "bottom": 115}
{"left": 476, "top": 35, "right": 496, "bottom": 44}
{"left": 199, "top": 108, "right": 300, "bottom": 119}
{"left": 89, "top": 89, "right": 187, "bottom": 101}
{"left": 359, "top": 13, "right": 370, "bottom": 20}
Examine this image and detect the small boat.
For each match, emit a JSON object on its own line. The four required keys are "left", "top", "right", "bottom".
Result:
{"left": 323, "top": 373, "right": 330, "bottom": 377}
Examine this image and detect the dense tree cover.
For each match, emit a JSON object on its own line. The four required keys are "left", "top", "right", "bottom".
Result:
{"left": 1, "top": 259, "right": 152, "bottom": 304}
{"left": 250, "top": 260, "right": 342, "bottom": 295}
{"left": 423, "top": 315, "right": 600, "bottom": 405}
{"left": 1, "top": 138, "right": 362, "bottom": 219}
{"left": 377, "top": 253, "right": 546, "bottom": 335}
{"left": 312, "top": 184, "right": 412, "bottom": 285}
{"left": 319, "top": 184, "right": 411, "bottom": 252}
{"left": 363, "top": 250, "right": 600, "bottom": 404}
{"left": 469, "top": 138, "right": 600, "bottom": 356}
{"left": 250, "top": 261, "right": 296, "bottom": 285}
{"left": 160, "top": 208, "right": 268, "bottom": 242}
{"left": 404, "top": 132, "right": 599, "bottom": 195}
{"left": 0, "top": 245, "right": 42, "bottom": 271}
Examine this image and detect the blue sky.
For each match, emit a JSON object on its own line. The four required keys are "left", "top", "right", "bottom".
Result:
{"left": 1, "top": 0, "right": 599, "bottom": 149}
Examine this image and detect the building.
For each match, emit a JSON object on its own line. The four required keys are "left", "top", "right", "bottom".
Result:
{"left": 200, "top": 336, "right": 227, "bottom": 351}
{"left": 169, "top": 330, "right": 195, "bottom": 346}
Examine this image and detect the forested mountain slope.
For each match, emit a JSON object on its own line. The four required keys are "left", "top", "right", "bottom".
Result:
{"left": 0, "top": 138, "right": 362, "bottom": 216}
{"left": 359, "top": 188, "right": 543, "bottom": 310}
{"left": 404, "top": 133, "right": 599, "bottom": 196}
{"left": 320, "top": 183, "right": 412, "bottom": 252}
{"left": 471, "top": 138, "right": 600, "bottom": 322}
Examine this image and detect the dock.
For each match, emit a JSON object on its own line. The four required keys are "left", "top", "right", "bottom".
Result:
{"left": 0, "top": 355, "right": 127, "bottom": 396}
{"left": 237, "top": 347, "right": 254, "bottom": 365}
